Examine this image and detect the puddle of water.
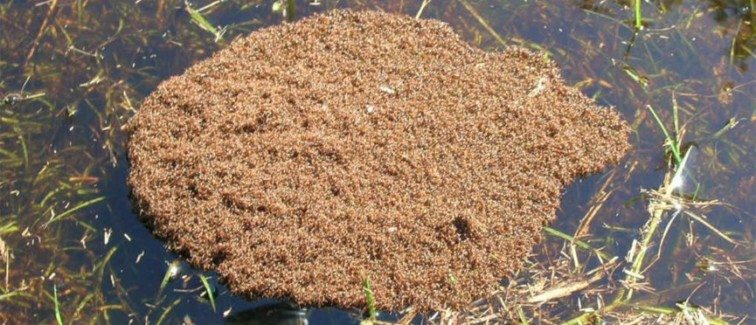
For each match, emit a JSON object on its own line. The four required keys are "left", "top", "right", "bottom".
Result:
{"left": 0, "top": 0, "right": 753, "bottom": 323}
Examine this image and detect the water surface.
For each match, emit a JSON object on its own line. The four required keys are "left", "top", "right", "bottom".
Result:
{"left": 0, "top": 0, "right": 753, "bottom": 323}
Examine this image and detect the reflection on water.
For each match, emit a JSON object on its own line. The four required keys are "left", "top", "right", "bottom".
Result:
{"left": 669, "top": 145, "right": 701, "bottom": 196}
{"left": 0, "top": 0, "right": 753, "bottom": 323}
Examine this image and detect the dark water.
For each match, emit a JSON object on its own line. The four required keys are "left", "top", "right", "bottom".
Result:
{"left": 0, "top": 0, "right": 753, "bottom": 323}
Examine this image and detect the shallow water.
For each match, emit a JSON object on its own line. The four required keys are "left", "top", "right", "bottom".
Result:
{"left": 0, "top": 0, "right": 753, "bottom": 323}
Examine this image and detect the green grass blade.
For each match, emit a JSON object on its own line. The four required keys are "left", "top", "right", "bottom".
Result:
{"left": 199, "top": 274, "right": 216, "bottom": 312}
{"left": 362, "top": 277, "right": 377, "bottom": 323}
{"left": 0, "top": 220, "right": 19, "bottom": 236}
{"left": 156, "top": 298, "right": 182, "bottom": 325}
{"left": 45, "top": 196, "right": 106, "bottom": 226}
{"left": 543, "top": 226, "right": 611, "bottom": 260}
{"left": 184, "top": 0, "right": 224, "bottom": 41}
{"left": 646, "top": 105, "right": 681, "bottom": 164}
{"left": 159, "top": 261, "right": 180, "bottom": 293}
{"left": 53, "top": 284, "right": 63, "bottom": 325}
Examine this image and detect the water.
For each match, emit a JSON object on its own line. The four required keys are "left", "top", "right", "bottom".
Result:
{"left": 0, "top": 0, "right": 753, "bottom": 323}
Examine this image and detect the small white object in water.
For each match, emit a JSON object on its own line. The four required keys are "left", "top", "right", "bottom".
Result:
{"left": 104, "top": 228, "right": 112, "bottom": 245}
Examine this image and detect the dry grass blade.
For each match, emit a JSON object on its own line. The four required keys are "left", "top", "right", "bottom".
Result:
{"left": 528, "top": 259, "right": 615, "bottom": 303}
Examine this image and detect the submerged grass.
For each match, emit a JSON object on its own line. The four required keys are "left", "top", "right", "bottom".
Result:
{"left": 0, "top": 0, "right": 753, "bottom": 323}
{"left": 53, "top": 284, "right": 63, "bottom": 325}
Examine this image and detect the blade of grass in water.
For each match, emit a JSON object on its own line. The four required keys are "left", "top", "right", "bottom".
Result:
{"left": 184, "top": 0, "right": 225, "bottom": 42}
{"left": 156, "top": 298, "right": 182, "bottom": 325}
{"left": 636, "top": 304, "right": 730, "bottom": 325}
{"left": 53, "top": 284, "right": 63, "bottom": 325}
{"left": 45, "top": 196, "right": 106, "bottom": 226}
{"left": 683, "top": 211, "right": 737, "bottom": 245}
{"left": 459, "top": 0, "right": 507, "bottom": 47}
{"left": 361, "top": 277, "right": 377, "bottom": 324}
{"left": 620, "top": 64, "right": 649, "bottom": 87}
{"left": 93, "top": 246, "right": 118, "bottom": 285}
{"left": 159, "top": 261, "right": 179, "bottom": 292}
{"left": 543, "top": 226, "right": 611, "bottom": 260}
{"left": 73, "top": 293, "right": 95, "bottom": 320}
{"left": 199, "top": 274, "right": 216, "bottom": 312}
{"left": 634, "top": 0, "right": 643, "bottom": 29}
{"left": 415, "top": 0, "right": 431, "bottom": 19}
{"left": 0, "top": 290, "right": 32, "bottom": 301}
{"left": 647, "top": 105, "right": 682, "bottom": 164}
{"left": 0, "top": 220, "right": 18, "bottom": 236}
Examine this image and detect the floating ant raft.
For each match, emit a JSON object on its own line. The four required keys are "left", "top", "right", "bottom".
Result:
{"left": 127, "top": 10, "right": 630, "bottom": 311}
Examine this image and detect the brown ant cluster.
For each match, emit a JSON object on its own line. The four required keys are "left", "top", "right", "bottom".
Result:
{"left": 127, "top": 10, "right": 630, "bottom": 311}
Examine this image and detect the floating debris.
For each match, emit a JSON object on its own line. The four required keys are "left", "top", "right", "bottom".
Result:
{"left": 127, "top": 10, "right": 630, "bottom": 311}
